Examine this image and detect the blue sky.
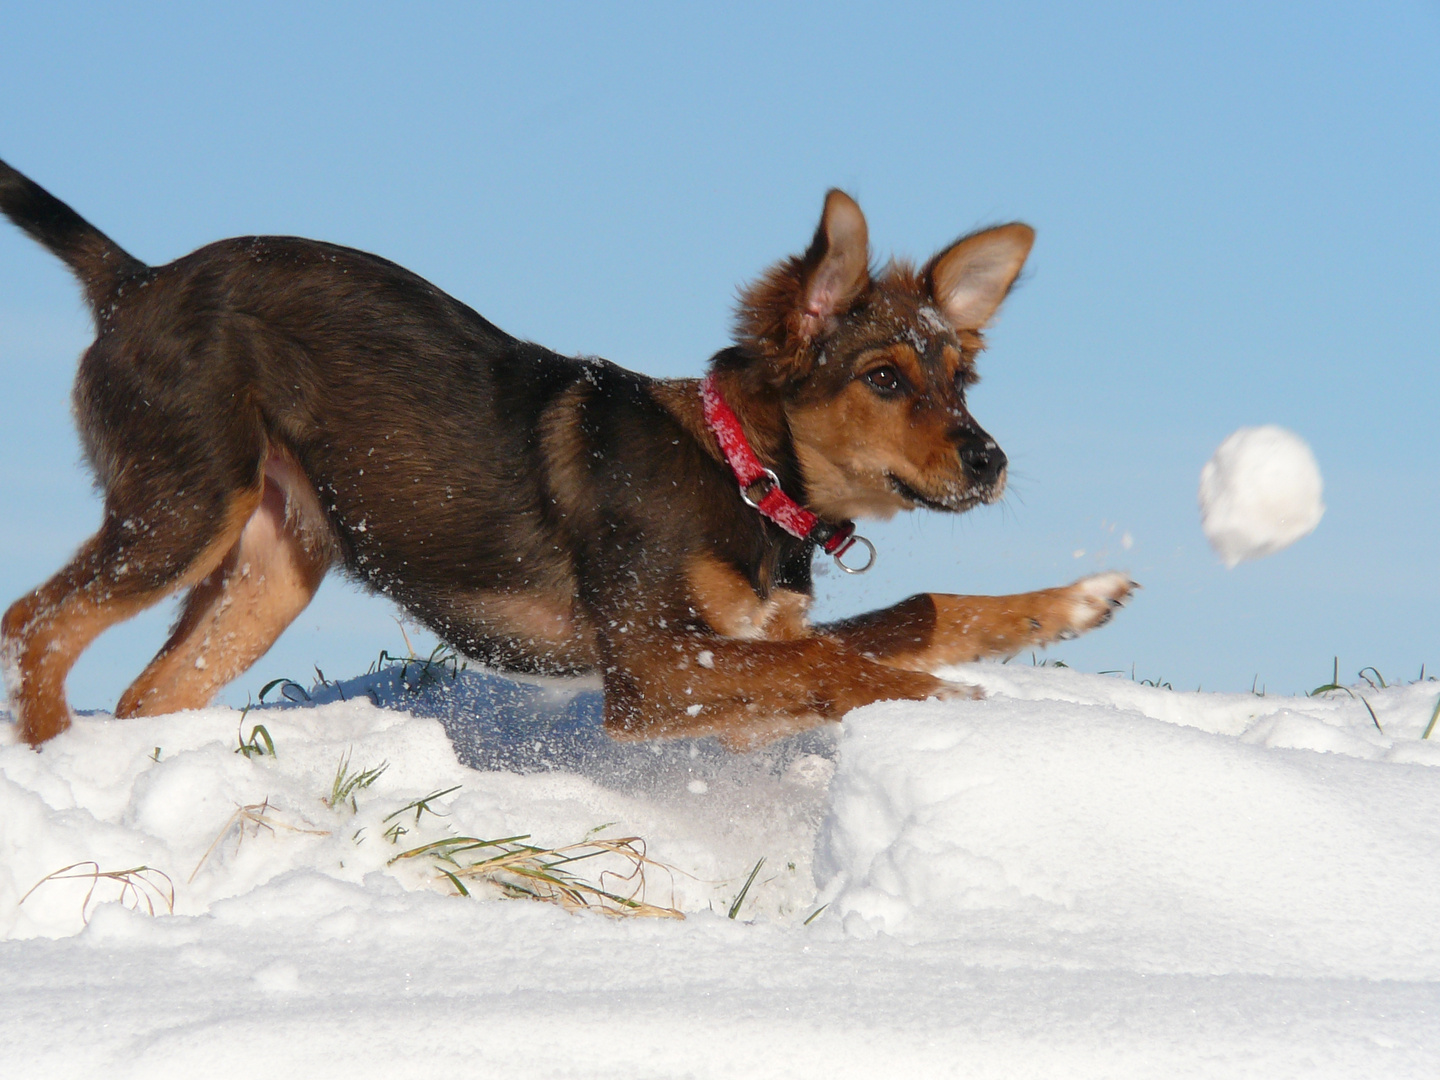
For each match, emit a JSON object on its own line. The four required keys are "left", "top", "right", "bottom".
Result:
{"left": 1, "top": 2, "right": 1436, "bottom": 709}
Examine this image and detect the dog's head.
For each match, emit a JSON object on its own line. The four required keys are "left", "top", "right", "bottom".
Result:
{"left": 729, "top": 190, "right": 1032, "bottom": 521}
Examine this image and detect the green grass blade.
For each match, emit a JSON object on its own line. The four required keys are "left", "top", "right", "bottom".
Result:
{"left": 1359, "top": 696, "right": 1383, "bottom": 733}
{"left": 1359, "top": 666, "right": 1387, "bottom": 689}
{"left": 728, "top": 857, "right": 765, "bottom": 920}
{"left": 381, "top": 784, "right": 462, "bottom": 824}
{"left": 439, "top": 869, "right": 470, "bottom": 897}
{"left": 1424, "top": 695, "right": 1440, "bottom": 740}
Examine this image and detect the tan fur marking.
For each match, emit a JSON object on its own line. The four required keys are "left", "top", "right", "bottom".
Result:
{"left": 688, "top": 554, "right": 767, "bottom": 639}
{"left": 788, "top": 383, "right": 924, "bottom": 521}
{"left": 4, "top": 488, "right": 263, "bottom": 744}
{"left": 443, "top": 589, "right": 597, "bottom": 670}
{"left": 762, "top": 588, "right": 813, "bottom": 641}
{"left": 265, "top": 446, "right": 336, "bottom": 567}
{"left": 3, "top": 554, "right": 159, "bottom": 744}
{"left": 115, "top": 461, "right": 333, "bottom": 718}
{"left": 879, "top": 343, "right": 925, "bottom": 389}
{"left": 687, "top": 553, "right": 812, "bottom": 641}
{"left": 536, "top": 382, "right": 594, "bottom": 523}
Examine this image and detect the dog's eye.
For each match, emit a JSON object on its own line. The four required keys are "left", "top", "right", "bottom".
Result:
{"left": 863, "top": 366, "right": 905, "bottom": 395}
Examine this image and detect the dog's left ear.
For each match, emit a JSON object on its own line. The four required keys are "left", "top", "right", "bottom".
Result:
{"left": 924, "top": 223, "right": 1035, "bottom": 330}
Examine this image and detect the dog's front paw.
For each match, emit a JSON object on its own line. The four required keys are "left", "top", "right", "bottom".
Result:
{"left": 1059, "top": 571, "right": 1138, "bottom": 637}
{"left": 933, "top": 680, "right": 984, "bottom": 702}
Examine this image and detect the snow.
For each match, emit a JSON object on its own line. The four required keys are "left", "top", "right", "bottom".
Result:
{"left": 1199, "top": 425, "right": 1325, "bottom": 566}
{"left": 5, "top": 660, "right": 1440, "bottom": 1076}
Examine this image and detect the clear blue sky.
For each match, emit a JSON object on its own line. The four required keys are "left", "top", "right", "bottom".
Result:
{"left": 1, "top": 2, "right": 1436, "bottom": 709}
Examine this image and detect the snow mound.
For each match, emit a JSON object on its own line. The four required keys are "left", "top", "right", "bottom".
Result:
{"left": 1198, "top": 425, "right": 1324, "bottom": 566}
{"left": 818, "top": 675, "right": 1440, "bottom": 978}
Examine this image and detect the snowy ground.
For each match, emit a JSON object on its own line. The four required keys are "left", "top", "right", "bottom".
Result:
{"left": 5, "top": 658, "right": 1440, "bottom": 1077}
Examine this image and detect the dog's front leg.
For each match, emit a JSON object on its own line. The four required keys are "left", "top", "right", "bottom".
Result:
{"left": 598, "top": 628, "right": 969, "bottom": 750}
{"left": 821, "top": 571, "right": 1137, "bottom": 671}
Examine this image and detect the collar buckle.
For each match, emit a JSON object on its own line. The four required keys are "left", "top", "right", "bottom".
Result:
{"left": 740, "top": 468, "right": 780, "bottom": 510}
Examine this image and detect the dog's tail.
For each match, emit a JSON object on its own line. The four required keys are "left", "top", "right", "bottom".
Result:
{"left": 0, "top": 158, "right": 147, "bottom": 310}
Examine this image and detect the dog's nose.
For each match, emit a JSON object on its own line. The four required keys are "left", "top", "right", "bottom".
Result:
{"left": 959, "top": 439, "right": 1007, "bottom": 485}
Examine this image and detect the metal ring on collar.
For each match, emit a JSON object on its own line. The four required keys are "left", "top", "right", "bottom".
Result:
{"left": 833, "top": 533, "right": 877, "bottom": 574}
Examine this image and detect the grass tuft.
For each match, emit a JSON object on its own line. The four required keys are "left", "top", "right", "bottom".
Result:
{"left": 232, "top": 697, "right": 275, "bottom": 758}
{"left": 235, "top": 709, "right": 276, "bottom": 759}
{"left": 190, "top": 798, "right": 330, "bottom": 882}
{"left": 21, "top": 862, "right": 175, "bottom": 924}
{"left": 366, "top": 634, "right": 467, "bottom": 693}
{"left": 1098, "top": 664, "right": 1171, "bottom": 689}
{"left": 1358, "top": 666, "right": 1388, "bottom": 690}
{"left": 391, "top": 832, "right": 682, "bottom": 919}
{"left": 311, "top": 665, "right": 347, "bottom": 702}
{"left": 382, "top": 786, "right": 461, "bottom": 842}
{"left": 259, "top": 677, "right": 312, "bottom": 703}
{"left": 1029, "top": 653, "right": 1068, "bottom": 669}
{"left": 1310, "top": 656, "right": 1352, "bottom": 698}
{"left": 325, "top": 752, "right": 389, "bottom": 813}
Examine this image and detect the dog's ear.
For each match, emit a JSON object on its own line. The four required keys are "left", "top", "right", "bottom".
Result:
{"left": 795, "top": 189, "right": 870, "bottom": 339}
{"left": 734, "top": 190, "right": 870, "bottom": 381}
{"left": 924, "top": 223, "right": 1034, "bottom": 331}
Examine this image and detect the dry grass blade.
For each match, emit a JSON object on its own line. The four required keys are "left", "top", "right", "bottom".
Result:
{"left": 392, "top": 833, "right": 683, "bottom": 919}
{"left": 191, "top": 799, "right": 331, "bottom": 882}
{"left": 20, "top": 862, "right": 175, "bottom": 924}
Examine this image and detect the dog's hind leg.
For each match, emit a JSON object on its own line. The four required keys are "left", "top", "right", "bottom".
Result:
{"left": 822, "top": 572, "right": 1138, "bottom": 670}
{"left": 2, "top": 489, "right": 263, "bottom": 746}
{"left": 115, "top": 453, "right": 333, "bottom": 719}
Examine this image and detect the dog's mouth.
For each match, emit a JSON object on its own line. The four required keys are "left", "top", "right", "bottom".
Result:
{"left": 887, "top": 473, "right": 993, "bottom": 513}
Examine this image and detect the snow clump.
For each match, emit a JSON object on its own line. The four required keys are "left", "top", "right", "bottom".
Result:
{"left": 1198, "top": 425, "right": 1324, "bottom": 567}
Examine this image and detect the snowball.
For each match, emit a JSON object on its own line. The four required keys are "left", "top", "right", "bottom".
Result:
{"left": 1198, "top": 426, "right": 1324, "bottom": 567}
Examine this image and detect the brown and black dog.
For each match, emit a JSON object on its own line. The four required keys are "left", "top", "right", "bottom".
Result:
{"left": 0, "top": 160, "right": 1134, "bottom": 749}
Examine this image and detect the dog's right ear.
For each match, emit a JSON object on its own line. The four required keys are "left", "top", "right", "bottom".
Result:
{"left": 794, "top": 190, "right": 870, "bottom": 340}
{"left": 734, "top": 190, "right": 871, "bottom": 383}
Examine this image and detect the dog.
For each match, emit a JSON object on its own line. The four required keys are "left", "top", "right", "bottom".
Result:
{"left": 0, "top": 160, "right": 1134, "bottom": 749}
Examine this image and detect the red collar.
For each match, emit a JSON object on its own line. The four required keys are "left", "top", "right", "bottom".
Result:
{"left": 699, "top": 373, "right": 875, "bottom": 573}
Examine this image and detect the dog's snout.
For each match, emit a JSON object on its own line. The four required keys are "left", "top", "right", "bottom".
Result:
{"left": 958, "top": 436, "right": 1007, "bottom": 485}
